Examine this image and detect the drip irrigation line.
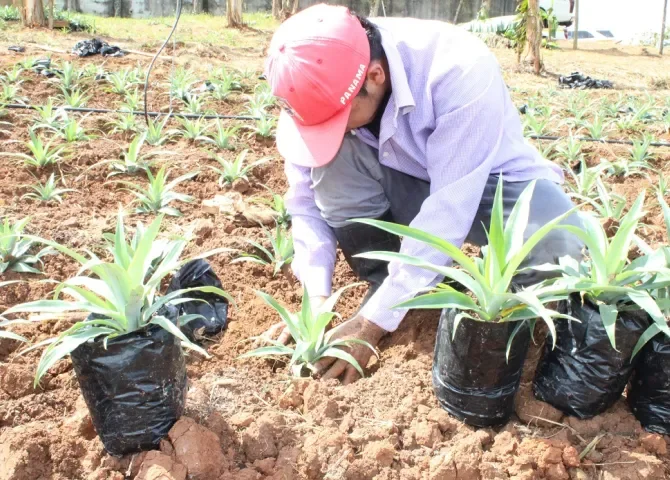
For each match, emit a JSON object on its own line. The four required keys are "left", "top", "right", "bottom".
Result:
{"left": 2, "top": 103, "right": 260, "bottom": 120}
{"left": 143, "top": 0, "right": 183, "bottom": 126}
{"left": 529, "top": 134, "right": 670, "bottom": 148}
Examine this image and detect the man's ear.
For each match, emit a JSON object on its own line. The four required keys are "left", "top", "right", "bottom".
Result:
{"left": 366, "top": 61, "right": 386, "bottom": 88}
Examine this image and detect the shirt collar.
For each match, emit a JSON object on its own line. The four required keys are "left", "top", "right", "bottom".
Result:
{"left": 377, "top": 24, "right": 415, "bottom": 116}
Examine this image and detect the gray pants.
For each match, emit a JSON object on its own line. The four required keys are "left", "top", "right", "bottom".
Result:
{"left": 310, "top": 134, "right": 584, "bottom": 288}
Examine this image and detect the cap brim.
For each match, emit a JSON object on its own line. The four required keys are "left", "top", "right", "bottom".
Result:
{"left": 276, "top": 104, "right": 351, "bottom": 168}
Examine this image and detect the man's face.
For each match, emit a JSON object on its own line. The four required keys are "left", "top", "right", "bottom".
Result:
{"left": 345, "top": 61, "right": 388, "bottom": 131}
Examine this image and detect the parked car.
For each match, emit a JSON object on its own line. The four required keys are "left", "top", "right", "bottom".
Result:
{"left": 565, "top": 27, "right": 616, "bottom": 41}
{"left": 540, "top": 0, "right": 573, "bottom": 25}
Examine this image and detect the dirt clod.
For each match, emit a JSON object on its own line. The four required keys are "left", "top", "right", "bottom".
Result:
{"left": 0, "top": 364, "right": 35, "bottom": 399}
{"left": 546, "top": 462, "right": 570, "bottom": 480}
{"left": 229, "top": 411, "right": 255, "bottom": 428}
{"left": 252, "top": 457, "right": 275, "bottom": 475}
{"left": 640, "top": 433, "right": 667, "bottom": 455}
{"left": 562, "top": 446, "right": 580, "bottom": 468}
{"left": 0, "top": 421, "right": 51, "bottom": 480}
{"left": 62, "top": 399, "right": 96, "bottom": 440}
{"left": 429, "top": 452, "right": 457, "bottom": 479}
{"left": 541, "top": 446, "right": 565, "bottom": 466}
{"left": 242, "top": 420, "right": 278, "bottom": 462}
{"left": 413, "top": 421, "right": 442, "bottom": 448}
{"left": 491, "top": 431, "right": 518, "bottom": 456}
{"left": 167, "top": 417, "right": 227, "bottom": 480}
{"left": 515, "top": 384, "right": 564, "bottom": 425}
{"left": 134, "top": 451, "right": 187, "bottom": 480}
{"left": 427, "top": 408, "right": 458, "bottom": 433}
{"left": 362, "top": 440, "right": 395, "bottom": 468}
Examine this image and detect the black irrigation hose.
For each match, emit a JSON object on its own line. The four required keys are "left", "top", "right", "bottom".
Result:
{"left": 1, "top": 103, "right": 260, "bottom": 121}
{"left": 143, "top": 0, "right": 183, "bottom": 126}
{"left": 529, "top": 134, "right": 670, "bottom": 148}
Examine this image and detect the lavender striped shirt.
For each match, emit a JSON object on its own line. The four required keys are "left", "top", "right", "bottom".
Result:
{"left": 284, "top": 17, "right": 564, "bottom": 332}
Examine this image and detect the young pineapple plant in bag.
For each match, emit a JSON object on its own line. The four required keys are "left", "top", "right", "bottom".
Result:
{"left": 4, "top": 210, "right": 232, "bottom": 455}
{"left": 532, "top": 192, "right": 670, "bottom": 418}
{"left": 356, "top": 177, "right": 580, "bottom": 427}
{"left": 627, "top": 193, "right": 670, "bottom": 433}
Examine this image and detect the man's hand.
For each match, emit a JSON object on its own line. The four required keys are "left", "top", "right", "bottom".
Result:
{"left": 259, "top": 295, "right": 328, "bottom": 345}
{"left": 314, "top": 316, "right": 386, "bottom": 385}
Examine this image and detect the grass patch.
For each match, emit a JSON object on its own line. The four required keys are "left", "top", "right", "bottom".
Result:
{"left": 649, "top": 76, "right": 670, "bottom": 90}
{"left": 81, "top": 12, "right": 278, "bottom": 46}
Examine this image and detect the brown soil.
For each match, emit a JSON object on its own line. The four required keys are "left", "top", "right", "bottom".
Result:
{"left": 1, "top": 31, "right": 670, "bottom": 480}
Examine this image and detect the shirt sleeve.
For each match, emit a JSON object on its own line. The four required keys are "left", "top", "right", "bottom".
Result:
{"left": 360, "top": 53, "right": 506, "bottom": 331}
{"left": 284, "top": 160, "right": 337, "bottom": 298}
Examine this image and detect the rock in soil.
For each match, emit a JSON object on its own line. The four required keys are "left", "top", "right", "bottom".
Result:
{"left": 167, "top": 417, "right": 227, "bottom": 480}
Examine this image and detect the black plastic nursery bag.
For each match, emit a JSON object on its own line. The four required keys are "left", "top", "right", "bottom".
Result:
{"left": 167, "top": 259, "right": 229, "bottom": 343}
{"left": 533, "top": 294, "right": 649, "bottom": 419}
{"left": 433, "top": 309, "right": 531, "bottom": 427}
{"left": 628, "top": 333, "right": 670, "bottom": 435}
{"left": 70, "top": 323, "right": 187, "bottom": 456}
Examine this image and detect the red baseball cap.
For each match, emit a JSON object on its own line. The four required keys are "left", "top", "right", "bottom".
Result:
{"left": 264, "top": 4, "right": 370, "bottom": 168}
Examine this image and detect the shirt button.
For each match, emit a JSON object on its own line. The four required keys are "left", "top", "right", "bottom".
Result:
{"left": 350, "top": 130, "right": 357, "bottom": 136}
{"left": 393, "top": 312, "right": 400, "bottom": 318}
{"left": 383, "top": 151, "right": 389, "bottom": 158}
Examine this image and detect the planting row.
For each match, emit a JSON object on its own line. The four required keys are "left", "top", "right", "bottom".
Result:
{"left": 1, "top": 175, "right": 669, "bottom": 456}
{"left": 0, "top": 58, "right": 276, "bottom": 135}
{"left": 519, "top": 90, "right": 670, "bottom": 140}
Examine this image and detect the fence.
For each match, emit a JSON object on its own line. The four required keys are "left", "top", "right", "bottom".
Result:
{"left": 54, "top": 0, "right": 519, "bottom": 21}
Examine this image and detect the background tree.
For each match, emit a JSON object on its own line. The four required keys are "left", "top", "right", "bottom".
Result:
{"left": 227, "top": 0, "right": 243, "bottom": 27}
{"left": 573, "top": 0, "right": 579, "bottom": 49}
{"left": 272, "top": 0, "right": 300, "bottom": 20}
{"left": 370, "top": 0, "right": 381, "bottom": 16}
{"left": 661, "top": 0, "right": 668, "bottom": 55}
{"left": 527, "top": 0, "right": 542, "bottom": 74}
{"left": 14, "top": 0, "right": 46, "bottom": 26}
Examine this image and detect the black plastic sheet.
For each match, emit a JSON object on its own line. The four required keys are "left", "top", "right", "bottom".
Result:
{"left": 533, "top": 294, "right": 649, "bottom": 418}
{"left": 628, "top": 333, "right": 670, "bottom": 435}
{"left": 559, "top": 72, "right": 613, "bottom": 89}
{"left": 70, "top": 322, "right": 187, "bottom": 456}
{"left": 167, "top": 259, "right": 229, "bottom": 343}
{"left": 72, "top": 38, "right": 125, "bottom": 58}
{"left": 432, "top": 309, "right": 531, "bottom": 427}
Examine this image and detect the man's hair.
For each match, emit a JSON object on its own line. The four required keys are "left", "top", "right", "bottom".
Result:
{"left": 355, "top": 14, "right": 384, "bottom": 97}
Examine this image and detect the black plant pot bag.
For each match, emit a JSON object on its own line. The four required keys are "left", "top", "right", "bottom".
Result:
{"left": 433, "top": 308, "right": 531, "bottom": 427}
{"left": 70, "top": 323, "right": 187, "bottom": 456}
{"left": 628, "top": 333, "right": 670, "bottom": 435}
{"left": 533, "top": 294, "right": 649, "bottom": 419}
{"left": 167, "top": 259, "right": 229, "bottom": 343}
